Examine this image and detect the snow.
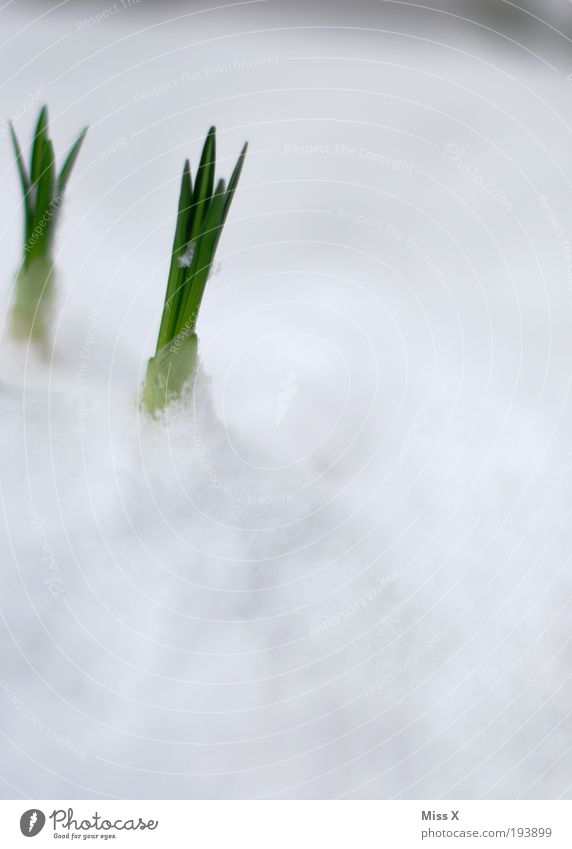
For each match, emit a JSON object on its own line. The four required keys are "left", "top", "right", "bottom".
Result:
{"left": 1, "top": 0, "right": 572, "bottom": 799}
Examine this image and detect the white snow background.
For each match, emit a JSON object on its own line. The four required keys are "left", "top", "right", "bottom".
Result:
{"left": 1, "top": 0, "right": 572, "bottom": 799}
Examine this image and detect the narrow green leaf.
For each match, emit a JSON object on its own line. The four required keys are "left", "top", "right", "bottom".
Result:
{"left": 8, "top": 123, "right": 30, "bottom": 197}
{"left": 177, "top": 178, "right": 226, "bottom": 335}
{"left": 30, "top": 105, "right": 48, "bottom": 185}
{"left": 156, "top": 160, "right": 194, "bottom": 351}
{"left": 222, "top": 141, "right": 248, "bottom": 224}
{"left": 8, "top": 122, "right": 33, "bottom": 245}
{"left": 30, "top": 139, "right": 55, "bottom": 256}
{"left": 57, "top": 126, "right": 88, "bottom": 199}
{"left": 190, "top": 126, "right": 216, "bottom": 239}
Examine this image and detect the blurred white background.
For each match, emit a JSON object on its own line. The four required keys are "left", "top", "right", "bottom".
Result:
{"left": 1, "top": 0, "right": 572, "bottom": 800}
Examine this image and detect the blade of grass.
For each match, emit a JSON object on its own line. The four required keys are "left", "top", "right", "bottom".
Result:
{"left": 57, "top": 126, "right": 88, "bottom": 199}
{"left": 176, "top": 178, "right": 226, "bottom": 335}
{"left": 156, "top": 160, "right": 194, "bottom": 351}
{"left": 31, "top": 139, "right": 55, "bottom": 257}
{"left": 189, "top": 126, "right": 216, "bottom": 239}
{"left": 30, "top": 105, "right": 48, "bottom": 186}
{"left": 8, "top": 122, "right": 33, "bottom": 245}
{"left": 222, "top": 141, "right": 248, "bottom": 223}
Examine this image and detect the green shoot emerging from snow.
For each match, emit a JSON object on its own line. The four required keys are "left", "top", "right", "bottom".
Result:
{"left": 9, "top": 105, "right": 88, "bottom": 345}
{"left": 141, "top": 126, "right": 247, "bottom": 415}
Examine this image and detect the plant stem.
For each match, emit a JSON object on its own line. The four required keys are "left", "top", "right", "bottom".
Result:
{"left": 141, "top": 330, "right": 198, "bottom": 416}
{"left": 10, "top": 257, "right": 55, "bottom": 347}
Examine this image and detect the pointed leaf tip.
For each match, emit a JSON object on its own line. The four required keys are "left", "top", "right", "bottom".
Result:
{"left": 56, "top": 125, "right": 88, "bottom": 199}
{"left": 8, "top": 122, "right": 32, "bottom": 236}
{"left": 31, "top": 105, "right": 49, "bottom": 185}
{"left": 35, "top": 104, "right": 48, "bottom": 134}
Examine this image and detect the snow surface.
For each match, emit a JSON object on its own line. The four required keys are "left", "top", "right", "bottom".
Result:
{"left": 1, "top": 0, "right": 572, "bottom": 799}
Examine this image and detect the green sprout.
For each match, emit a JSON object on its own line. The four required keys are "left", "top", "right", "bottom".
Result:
{"left": 8, "top": 105, "right": 88, "bottom": 346}
{"left": 141, "top": 127, "right": 248, "bottom": 416}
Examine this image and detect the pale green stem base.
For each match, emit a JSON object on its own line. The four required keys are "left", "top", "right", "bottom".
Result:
{"left": 10, "top": 256, "right": 55, "bottom": 348}
{"left": 141, "top": 331, "right": 198, "bottom": 416}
